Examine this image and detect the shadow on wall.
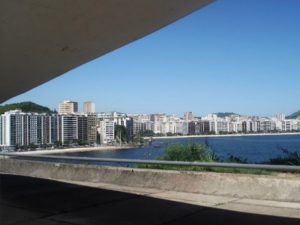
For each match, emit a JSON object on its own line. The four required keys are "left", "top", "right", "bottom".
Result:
{"left": 0, "top": 174, "right": 299, "bottom": 225}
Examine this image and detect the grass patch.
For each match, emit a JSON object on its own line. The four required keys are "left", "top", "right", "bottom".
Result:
{"left": 138, "top": 164, "right": 272, "bottom": 175}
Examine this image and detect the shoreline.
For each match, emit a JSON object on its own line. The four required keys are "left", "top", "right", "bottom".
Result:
{"left": 7, "top": 132, "right": 300, "bottom": 155}
{"left": 144, "top": 132, "right": 300, "bottom": 140}
{"left": 15, "top": 145, "right": 137, "bottom": 155}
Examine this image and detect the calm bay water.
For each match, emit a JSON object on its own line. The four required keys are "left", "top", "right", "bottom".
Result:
{"left": 57, "top": 134, "right": 300, "bottom": 163}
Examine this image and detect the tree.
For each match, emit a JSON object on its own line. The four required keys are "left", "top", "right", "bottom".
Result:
{"left": 78, "top": 139, "right": 88, "bottom": 146}
{"left": 29, "top": 143, "right": 37, "bottom": 150}
{"left": 140, "top": 130, "right": 155, "bottom": 137}
{"left": 133, "top": 132, "right": 144, "bottom": 145}
{"left": 0, "top": 101, "right": 54, "bottom": 114}
{"left": 114, "top": 125, "right": 127, "bottom": 143}
{"left": 54, "top": 141, "right": 62, "bottom": 148}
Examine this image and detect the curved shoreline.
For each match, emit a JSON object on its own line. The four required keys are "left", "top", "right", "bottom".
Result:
{"left": 11, "top": 133, "right": 300, "bottom": 155}
{"left": 144, "top": 132, "right": 300, "bottom": 140}
{"left": 15, "top": 145, "right": 136, "bottom": 155}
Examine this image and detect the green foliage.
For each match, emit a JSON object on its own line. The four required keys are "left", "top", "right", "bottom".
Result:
{"left": 138, "top": 164, "right": 271, "bottom": 175}
{"left": 139, "top": 130, "right": 155, "bottom": 137}
{"left": 268, "top": 148, "right": 300, "bottom": 165}
{"left": 54, "top": 141, "right": 63, "bottom": 148}
{"left": 29, "top": 143, "right": 37, "bottom": 150}
{"left": 226, "top": 155, "right": 248, "bottom": 164}
{"left": 138, "top": 143, "right": 272, "bottom": 175}
{"left": 0, "top": 101, "right": 54, "bottom": 114}
{"left": 161, "top": 143, "right": 217, "bottom": 162}
{"left": 133, "top": 134, "right": 144, "bottom": 145}
{"left": 77, "top": 140, "right": 88, "bottom": 146}
{"left": 114, "top": 125, "right": 127, "bottom": 143}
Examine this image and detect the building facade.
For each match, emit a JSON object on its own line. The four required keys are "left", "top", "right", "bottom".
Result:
{"left": 97, "top": 119, "right": 115, "bottom": 144}
{"left": 83, "top": 101, "right": 95, "bottom": 114}
{"left": 58, "top": 100, "right": 78, "bottom": 114}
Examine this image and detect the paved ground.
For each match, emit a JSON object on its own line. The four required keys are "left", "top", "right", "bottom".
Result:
{"left": 0, "top": 174, "right": 299, "bottom": 225}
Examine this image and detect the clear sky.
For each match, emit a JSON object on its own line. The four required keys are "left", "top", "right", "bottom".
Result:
{"left": 4, "top": 0, "right": 300, "bottom": 117}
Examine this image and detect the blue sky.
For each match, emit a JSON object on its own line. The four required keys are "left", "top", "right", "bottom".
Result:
{"left": 4, "top": 0, "right": 300, "bottom": 117}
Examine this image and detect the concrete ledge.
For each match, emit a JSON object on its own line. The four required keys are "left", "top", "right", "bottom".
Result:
{"left": 1, "top": 157, "right": 300, "bottom": 202}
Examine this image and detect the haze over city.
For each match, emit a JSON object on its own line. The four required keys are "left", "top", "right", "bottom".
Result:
{"left": 3, "top": 0, "right": 300, "bottom": 116}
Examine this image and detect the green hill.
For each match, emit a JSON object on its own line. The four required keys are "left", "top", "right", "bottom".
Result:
{"left": 287, "top": 110, "right": 300, "bottom": 119}
{"left": 0, "top": 102, "right": 55, "bottom": 114}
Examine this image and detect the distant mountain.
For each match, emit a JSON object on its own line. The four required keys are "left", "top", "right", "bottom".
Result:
{"left": 0, "top": 101, "right": 55, "bottom": 114}
{"left": 215, "top": 112, "right": 240, "bottom": 118}
{"left": 287, "top": 110, "right": 300, "bottom": 119}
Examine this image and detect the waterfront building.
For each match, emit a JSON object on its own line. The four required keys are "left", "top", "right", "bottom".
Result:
{"left": 83, "top": 101, "right": 95, "bottom": 114}
{"left": 77, "top": 115, "right": 88, "bottom": 143}
{"left": 59, "top": 115, "right": 78, "bottom": 144}
{"left": 188, "top": 121, "right": 201, "bottom": 135}
{"left": 97, "top": 119, "right": 115, "bottom": 144}
{"left": 58, "top": 100, "right": 78, "bottom": 114}
{"left": 259, "top": 119, "right": 276, "bottom": 132}
{"left": 133, "top": 121, "right": 147, "bottom": 135}
{"left": 184, "top": 112, "right": 194, "bottom": 121}
{"left": 200, "top": 120, "right": 210, "bottom": 134}
{"left": 97, "top": 112, "right": 128, "bottom": 127}
{"left": 0, "top": 110, "right": 59, "bottom": 148}
{"left": 275, "top": 113, "right": 286, "bottom": 121}
{"left": 125, "top": 118, "right": 134, "bottom": 142}
{"left": 174, "top": 121, "right": 188, "bottom": 135}
{"left": 87, "top": 114, "right": 97, "bottom": 145}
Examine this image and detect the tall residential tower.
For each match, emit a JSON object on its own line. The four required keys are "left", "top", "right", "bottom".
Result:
{"left": 83, "top": 101, "right": 95, "bottom": 114}
{"left": 58, "top": 100, "right": 78, "bottom": 114}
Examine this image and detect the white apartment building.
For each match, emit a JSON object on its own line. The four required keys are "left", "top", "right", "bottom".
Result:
{"left": 97, "top": 119, "right": 115, "bottom": 144}
{"left": 97, "top": 112, "right": 128, "bottom": 127}
{"left": 0, "top": 110, "right": 58, "bottom": 148}
{"left": 184, "top": 112, "right": 194, "bottom": 121}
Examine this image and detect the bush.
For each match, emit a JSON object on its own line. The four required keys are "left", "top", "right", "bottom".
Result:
{"left": 138, "top": 143, "right": 272, "bottom": 175}
{"left": 268, "top": 148, "right": 300, "bottom": 165}
{"left": 161, "top": 143, "right": 217, "bottom": 162}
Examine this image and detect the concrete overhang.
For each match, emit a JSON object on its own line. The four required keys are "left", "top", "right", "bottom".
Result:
{"left": 0, "top": 0, "right": 213, "bottom": 103}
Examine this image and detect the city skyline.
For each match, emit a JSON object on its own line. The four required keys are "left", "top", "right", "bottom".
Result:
{"left": 1, "top": 106, "right": 299, "bottom": 150}
{"left": 2, "top": 0, "right": 300, "bottom": 116}
{"left": 1, "top": 99, "right": 299, "bottom": 120}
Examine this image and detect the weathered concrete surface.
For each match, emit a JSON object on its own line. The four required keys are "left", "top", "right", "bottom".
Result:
{"left": 1, "top": 157, "right": 300, "bottom": 203}
{"left": 54, "top": 179, "right": 300, "bottom": 219}
{"left": 1, "top": 174, "right": 300, "bottom": 225}
{"left": 0, "top": 0, "right": 213, "bottom": 103}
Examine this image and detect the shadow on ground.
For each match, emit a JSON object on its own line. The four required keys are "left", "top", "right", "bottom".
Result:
{"left": 0, "top": 174, "right": 299, "bottom": 225}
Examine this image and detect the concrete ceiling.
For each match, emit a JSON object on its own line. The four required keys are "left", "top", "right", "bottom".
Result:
{"left": 0, "top": 0, "right": 213, "bottom": 103}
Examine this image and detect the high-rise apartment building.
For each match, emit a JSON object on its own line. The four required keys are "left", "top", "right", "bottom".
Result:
{"left": 275, "top": 113, "right": 286, "bottom": 121}
{"left": 83, "top": 101, "right": 95, "bottom": 114}
{"left": 59, "top": 115, "right": 78, "bottom": 144}
{"left": 0, "top": 110, "right": 58, "bottom": 148}
{"left": 58, "top": 100, "right": 78, "bottom": 114}
{"left": 87, "top": 114, "right": 97, "bottom": 144}
{"left": 97, "top": 119, "right": 114, "bottom": 144}
{"left": 0, "top": 110, "right": 100, "bottom": 149}
{"left": 77, "top": 115, "right": 88, "bottom": 143}
{"left": 184, "top": 112, "right": 194, "bottom": 121}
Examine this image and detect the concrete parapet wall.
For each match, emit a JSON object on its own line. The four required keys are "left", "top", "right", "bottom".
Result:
{"left": 0, "top": 157, "right": 299, "bottom": 202}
